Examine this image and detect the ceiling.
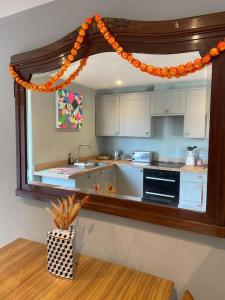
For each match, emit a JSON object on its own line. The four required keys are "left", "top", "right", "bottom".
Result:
{"left": 0, "top": 0, "right": 55, "bottom": 19}
{"left": 62, "top": 52, "right": 211, "bottom": 90}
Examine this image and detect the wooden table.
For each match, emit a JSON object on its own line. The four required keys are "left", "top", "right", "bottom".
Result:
{"left": 0, "top": 238, "right": 174, "bottom": 300}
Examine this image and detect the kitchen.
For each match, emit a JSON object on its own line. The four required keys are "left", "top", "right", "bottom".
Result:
{"left": 28, "top": 51, "right": 211, "bottom": 213}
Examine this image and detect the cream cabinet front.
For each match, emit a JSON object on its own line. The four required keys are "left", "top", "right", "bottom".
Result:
{"left": 184, "top": 88, "right": 206, "bottom": 138}
{"left": 96, "top": 93, "right": 151, "bottom": 137}
{"left": 151, "top": 90, "right": 186, "bottom": 116}
{"left": 178, "top": 172, "right": 207, "bottom": 212}
{"left": 76, "top": 167, "right": 116, "bottom": 194}
{"left": 117, "top": 165, "right": 143, "bottom": 198}
{"left": 119, "top": 93, "right": 151, "bottom": 137}
{"left": 96, "top": 95, "right": 120, "bottom": 136}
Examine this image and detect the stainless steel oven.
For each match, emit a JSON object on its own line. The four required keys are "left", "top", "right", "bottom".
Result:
{"left": 143, "top": 169, "right": 180, "bottom": 206}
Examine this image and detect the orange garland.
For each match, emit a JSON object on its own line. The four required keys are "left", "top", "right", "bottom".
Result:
{"left": 9, "top": 14, "right": 225, "bottom": 92}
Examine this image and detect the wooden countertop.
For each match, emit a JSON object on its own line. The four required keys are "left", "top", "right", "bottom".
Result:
{"left": 33, "top": 163, "right": 115, "bottom": 179}
{"left": 34, "top": 158, "right": 207, "bottom": 179}
{"left": 103, "top": 159, "right": 208, "bottom": 174}
{"left": 0, "top": 238, "right": 174, "bottom": 300}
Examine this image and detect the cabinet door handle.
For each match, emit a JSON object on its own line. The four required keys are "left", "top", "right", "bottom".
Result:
{"left": 145, "top": 131, "right": 149, "bottom": 135}
{"left": 185, "top": 132, "right": 190, "bottom": 136}
{"left": 164, "top": 109, "right": 169, "bottom": 113}
{"left": 145, "top": 191, "right": 175, "bottom": 198}
{"left": 146, "top": 176, "right": 176, "bottom": 183}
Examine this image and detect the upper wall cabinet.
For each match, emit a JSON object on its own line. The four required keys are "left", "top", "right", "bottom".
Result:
{"left": 184, "top": 88, "right": 206, "bottom": 139}
{"left": 96, "top": 95, "right": 120, "bottom": 136}
{"left": 151, "top": 90, "right": 185, "bottom": 116}
{"left": 120, "top": 93, "right": 151, "bottom": 137}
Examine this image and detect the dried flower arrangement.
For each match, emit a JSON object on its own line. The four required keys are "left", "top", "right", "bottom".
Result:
{"left": 47, "top": 194, "right": 89, "bottom": 230}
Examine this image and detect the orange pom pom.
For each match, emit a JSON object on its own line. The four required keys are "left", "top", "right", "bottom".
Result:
{"left": 79, "top": 29, "right": 86, "bottom": 37}
{"left": 146, "top": 65, "right": 154, "bottom": 74}
{"left": 217, "top": 41, "right": 225, "bottom": 52}
{"left": 185, "top": 62, "right": 193, "bottom": 72}
{"left": 139, "top": 63, "right": 147, "bottom": 72}
{"left": 169, "top": 67, "right": 178, "bottom": 76}
{"left": 132, "top": 59, "right": 140, "bottom": 68}
{"left": 121, "top": 51, "right": 128, "bottom": 59}
{"left": 153, "top": 67, "right": 162, "bottom": 76}
{"left": 77, "top": 36, "right": 84, "bottom": 44}
{"left": 112, "top": 41, "right": 119, "bottom": 50}
{"left": 209, "top": 47, "right": 219, "bottom": 57}
{"left": 108, "top": 36, "right": 115, "bottom": 45}
{"left": 177, "top": 64, "right": 185, "bottom": 74}
{"left": 194, "top": 58, "right": 203, "bottom": 70}
{"left": 202, "top": 54, "right": 211, "bottom": 64}
{"left": 67, "top": 54, "right": 74, "bottom": 62}
{"left": 104, "top": 32, "right": 111, "bottom": 40}
{"left": 64, "top": 60, "right": 71, "bottom": 67}
{"left": 116, "top": 47, "right": 123, "bottom": 54}
{"left": 74, "top": 42, "right": 81, "bottom": 50}
{"left": 95, "top": 15, "right": 101, "bottom": 23}
{"left": 100, "top": 26, "right": 107, "bottom": 34}
{"left": 86, "top": 17, "right": 93, "bottom": 24}
{"left": 95, "top": 15, "right": 101, "bottom": 22}
{"left": 82, "top": 23, "right": 89, "bottom": 30}
{"left": 71, "top": 48, "right": 78, "bottom": 56}
{"left": 161, "top": 67, "right": 169, "bottom": 77}
{"left": 126, "top": 54, "right": 133, "bottom": 63}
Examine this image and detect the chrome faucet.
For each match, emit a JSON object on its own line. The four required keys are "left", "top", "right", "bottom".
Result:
{"left": 76, "top": 144, "right": 91, "bottom": 163}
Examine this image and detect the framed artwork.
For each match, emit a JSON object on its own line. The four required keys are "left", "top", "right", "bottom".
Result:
{"left": 56, "top": 89, "right": 83, "bottom": 129}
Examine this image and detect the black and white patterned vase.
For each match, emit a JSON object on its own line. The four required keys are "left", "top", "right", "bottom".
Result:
{"left": 47, "top": 226, "right": 79, "bottom": 279}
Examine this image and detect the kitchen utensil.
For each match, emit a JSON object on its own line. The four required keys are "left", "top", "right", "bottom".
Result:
{"left": 185, "top": 146, "right": 197, "bottom": 166}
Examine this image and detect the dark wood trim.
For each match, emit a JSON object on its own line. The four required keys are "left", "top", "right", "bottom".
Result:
{"left": 11, "top": 12, "right": 225, "bottom": 237}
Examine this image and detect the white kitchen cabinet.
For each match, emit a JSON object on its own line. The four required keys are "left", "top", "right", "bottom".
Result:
{"left": 117, "top": 165, "right": 143, "bottom": 198}
{"left": 151, "top": 90, "right": 185, "bottom": 116}
{"left": 178, "top": 172, "right": 207, "bottom": 212}
{"left": 96, "top": 167, "right": 117, "bottom": 194}
{"left": 76, "top": 173, "right": 97, "bottom": 190}
{"left": 96, "top": 95, "right": 120, "bottom": 136}
{"left": 119, "top": 93, "right": 151, "bottom": 137}
{"left": 184, "top": 88, "right": 206, "bottom": 138}
{"left": 76, "top": 167, "right": 116, "bottom": 194}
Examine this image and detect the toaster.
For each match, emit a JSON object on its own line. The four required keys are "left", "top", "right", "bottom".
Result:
{"left": 132, "top": 151, "right": 153, "bottom": 163}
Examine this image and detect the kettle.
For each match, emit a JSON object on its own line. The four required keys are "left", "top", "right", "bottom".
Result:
{"left": 185, "top": 146, "right": 197, "bottom": 166}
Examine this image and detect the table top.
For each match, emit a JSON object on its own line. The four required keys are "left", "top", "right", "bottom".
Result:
{"left": 0, "top": 238, "right": 174, "bottom": 300}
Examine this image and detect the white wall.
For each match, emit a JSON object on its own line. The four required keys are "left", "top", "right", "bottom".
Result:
{"left": 1, "top": 1, "right": 225, "bottom": 299}
{"left": 30, "top": 79, "right": 99, "bottom": 165}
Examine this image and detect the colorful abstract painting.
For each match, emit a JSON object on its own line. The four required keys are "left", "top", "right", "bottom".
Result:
{"left": 56, "top": 89, "right": 83, "bottom": 129}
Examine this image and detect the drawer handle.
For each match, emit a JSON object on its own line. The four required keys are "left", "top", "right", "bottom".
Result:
{"left": 145, "top": 191, "right": 175, "bottom": 198}
{"left": 146, "top": 176, "right": 176, "bottom": 183}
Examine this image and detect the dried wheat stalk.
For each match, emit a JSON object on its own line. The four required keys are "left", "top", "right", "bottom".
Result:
{"left": 47, "top": 194, "right": 89, "bottom": 230}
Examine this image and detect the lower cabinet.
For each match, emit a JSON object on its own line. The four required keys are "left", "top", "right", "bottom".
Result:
{"left": 76, "top": 167, "right": 116, "bottom": 194}
{"left": 117, "top": 165, "right": 143, "bottom": 198}
{"left": 178, "top": 172, "right": 207, "bottom": 212}
{"left": 76, "top": 173, "right": 97, "bottom": 190}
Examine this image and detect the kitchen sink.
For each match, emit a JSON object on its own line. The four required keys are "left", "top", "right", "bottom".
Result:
{"left": 73, "top": 162, "right": 109, "bottom": 169}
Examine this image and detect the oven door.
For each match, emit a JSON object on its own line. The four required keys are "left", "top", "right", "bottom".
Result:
{"left": 143, "top": 169, "right": 180, "bottom": 206}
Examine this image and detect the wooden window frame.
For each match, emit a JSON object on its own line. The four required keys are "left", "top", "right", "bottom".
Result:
{"left": 11, "top": 12, "right": 225, "bottom": 237}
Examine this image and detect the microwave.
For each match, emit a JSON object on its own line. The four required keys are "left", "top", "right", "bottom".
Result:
{"left": 132, "top": 151, "right": 153, "bottom": 163}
